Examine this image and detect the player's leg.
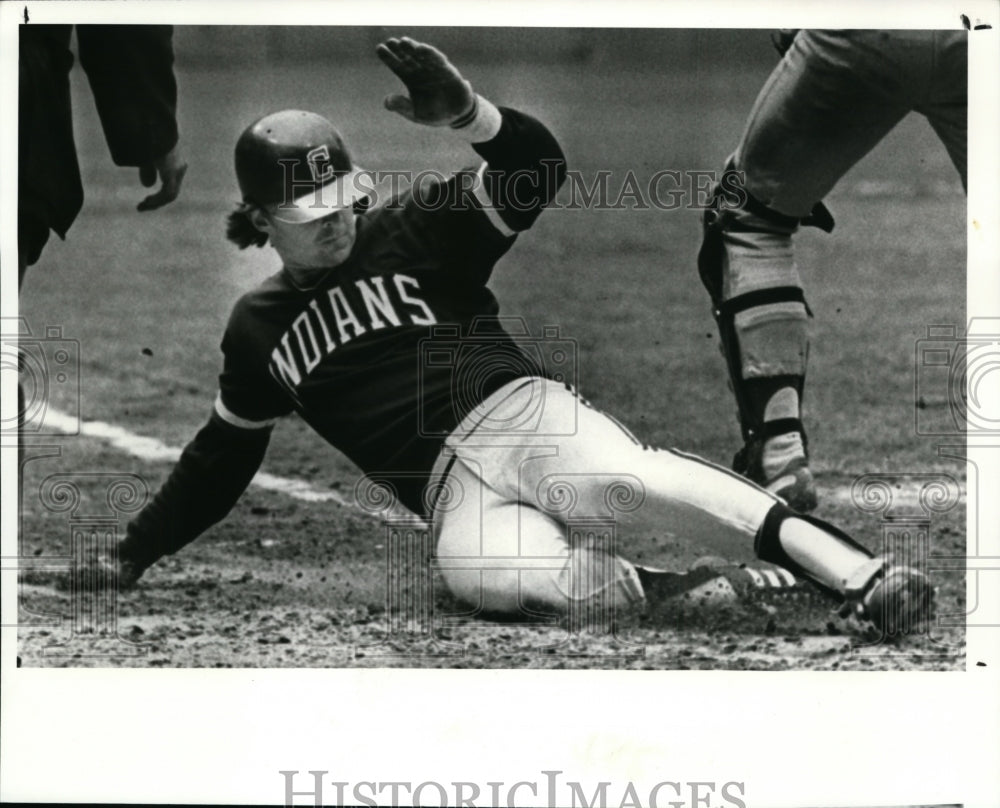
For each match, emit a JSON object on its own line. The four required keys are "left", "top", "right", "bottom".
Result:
{"left": 433, "top": 445, "right": 776, "bottom": 620}
{"left": 447, "top": 380, "right": 931, "bottom": 631}
{"left": 433, "top": 454, "right": 646, "bottom": 618}
{"left": 700, "top": 30, "right": 910, "bottom": 510}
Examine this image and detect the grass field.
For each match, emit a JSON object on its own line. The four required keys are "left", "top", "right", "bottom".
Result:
{"left": 16, "top": 42, "right": 967, "bottom": 669}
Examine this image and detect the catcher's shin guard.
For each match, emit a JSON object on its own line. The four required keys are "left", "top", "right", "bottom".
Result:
{"left": 698, "top": 167, "right": 833, "bottom": 509}
{"left": 698, "top": 168, "right": 831, "bottom": 444}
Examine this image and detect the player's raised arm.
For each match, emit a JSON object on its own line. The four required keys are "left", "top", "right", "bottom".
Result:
{"left": 377, "top": 37, "right": 566, "bottom": 234}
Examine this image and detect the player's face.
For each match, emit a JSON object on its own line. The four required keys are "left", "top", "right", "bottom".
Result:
{"left": 262, "top": 206, "right": 358, "bottom": 270}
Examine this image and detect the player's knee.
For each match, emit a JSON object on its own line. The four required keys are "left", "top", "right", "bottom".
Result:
{"left": 439, "top": 549, "right": 645, "bottom": 620}
{"left": 439, "top": 567, "right": 526, "bottom": 615}
{"left": 438, "top": 566, "right": 564, "bottom": 618}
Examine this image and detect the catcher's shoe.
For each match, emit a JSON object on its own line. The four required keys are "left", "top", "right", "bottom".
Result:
{"left": 734, "top": 438, "right": 818, "bottom": 513}
{"left": 762, "top": 456, "right": 818, "bottom": 513}
{"left": 839, "top": 557, "right": 934, "bottom": 635}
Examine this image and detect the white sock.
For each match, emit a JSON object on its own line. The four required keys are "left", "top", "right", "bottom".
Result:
{"left": 778, "top": 518, "right": 870, "bottom": 591}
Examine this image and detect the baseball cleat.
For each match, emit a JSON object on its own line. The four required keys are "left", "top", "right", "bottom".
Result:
{"left": 688, "top": 556, "right": 823, "bottom": 610}
{"left": 637, "top": 557, "right": 802, "bottom": 610}
{"left": 638, "top": 564, "right": 740, "bottom": 608}
{"left": 839, "top": 557, "right": 934, "bottom": 635}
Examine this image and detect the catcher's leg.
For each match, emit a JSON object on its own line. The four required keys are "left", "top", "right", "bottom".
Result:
{"left": 698, "top": 181, "right": 818, "bottom": 511}
{"left": 700, "top": 31, "right": 911, "bottom": 511}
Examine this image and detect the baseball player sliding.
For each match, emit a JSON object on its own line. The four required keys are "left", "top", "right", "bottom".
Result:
{"left": 114, "top": 37, "right": 929, "bottom": 633}
{"left": 698, "top": 30, "right": 967, "bottom": 512}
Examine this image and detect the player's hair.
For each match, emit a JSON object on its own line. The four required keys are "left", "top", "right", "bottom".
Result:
{"left": 226, "top": 205, "right": 269, "bottom": 249}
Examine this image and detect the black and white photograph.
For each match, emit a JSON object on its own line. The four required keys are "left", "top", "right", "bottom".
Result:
{"left": 1, "top": 1, "right": 998, "bottom": 806}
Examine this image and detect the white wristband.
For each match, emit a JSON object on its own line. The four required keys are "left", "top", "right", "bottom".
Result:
{"left": 451, "top": 94, "right": 503, "bottom": 143}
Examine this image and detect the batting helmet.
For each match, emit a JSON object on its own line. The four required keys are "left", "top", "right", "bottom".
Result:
{"left": 234, "top": 110, "right": 368, "bottom": 223}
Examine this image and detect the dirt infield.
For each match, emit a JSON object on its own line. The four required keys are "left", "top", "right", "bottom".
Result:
{"left": 16, "top": 436, "right": 965, "bottom": 670}
{"left": 16, "top": 565, "right": 964, "bottom": 671}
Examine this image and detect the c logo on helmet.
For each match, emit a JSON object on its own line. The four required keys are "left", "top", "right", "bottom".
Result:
{"left": 306, "top": 145, "right": 334, "bottom": 182}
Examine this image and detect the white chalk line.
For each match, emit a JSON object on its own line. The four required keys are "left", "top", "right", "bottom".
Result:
{"left": 826, "top": 483, "right": 966, "bottom": 507}
{"left": 38, "top": 408, "right": 965, "bottom": 516}
{"left": 40, "top": 408, "right": 369, "bottom": 514}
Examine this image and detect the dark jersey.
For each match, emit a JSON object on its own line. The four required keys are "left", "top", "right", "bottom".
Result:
{"left": 218, "top": 160, "right": 549, "bottom": 511}
{"left": 122, "top": 106, "right": 566, "bottom": 562}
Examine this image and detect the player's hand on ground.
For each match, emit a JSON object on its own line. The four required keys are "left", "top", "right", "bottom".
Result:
{"left": 137, "top": 143, "right": 189, "bottom": 211}
{"left": 376, "top": 37, "right": 476, "bottom": 126}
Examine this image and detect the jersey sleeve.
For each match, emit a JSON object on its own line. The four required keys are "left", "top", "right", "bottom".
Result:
{"left": 121, "top": 299, "right": 292, "bottom": 566}
{"left": 120, "top": 413, "right": 272, "bottom": 566}
{"left": 471, "top": 105, "right": 567, "bottom": 233}
{"left": 399, "top": 105, "right": 567, "bottom": 278}
{"left": 215, "top": 301, "right": 296, "bottom": 429}
{"left": 75, "top": 24, "right": 180, "bottom": 166}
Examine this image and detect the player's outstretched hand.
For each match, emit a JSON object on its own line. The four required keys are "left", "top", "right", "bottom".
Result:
{"left": 137, "top": 143, "right": 189, "bottom": 212}
{"left": 376, "top": 37, "right": 476, "bottom": 126}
